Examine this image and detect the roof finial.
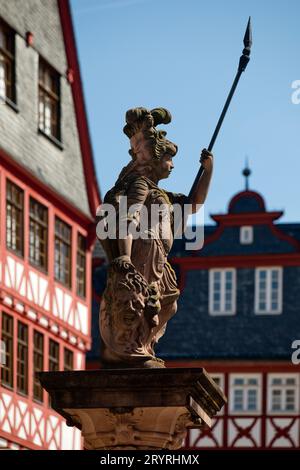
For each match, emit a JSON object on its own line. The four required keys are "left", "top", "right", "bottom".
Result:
{"left": 242, "top": 157, "right": 251, "bottom": 190}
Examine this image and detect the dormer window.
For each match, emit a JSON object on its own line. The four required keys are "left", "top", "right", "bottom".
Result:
{"left": 240, "top": 225, "right": 253, "bottom": 245}
{"left": 38, "top": 58, "right": 60, "bottom": 141}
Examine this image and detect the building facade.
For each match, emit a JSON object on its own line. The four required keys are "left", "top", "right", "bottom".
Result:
{"left": 0, "top": 0, "right": 100, "bottom": 450}
{"left": 90, "top": 171, "right": 300, "bottom": 450}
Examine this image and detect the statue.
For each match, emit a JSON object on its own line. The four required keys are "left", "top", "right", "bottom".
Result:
{"left": 97, "top": 107, "right": 213, "bottom": 368}
{"left": 40, "top": 19, "right": 250, "bottom": 449}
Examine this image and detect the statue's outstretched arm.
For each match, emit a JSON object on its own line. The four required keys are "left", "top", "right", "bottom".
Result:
{"left": 189, "top": 149, "right": 214, "bottom": 214}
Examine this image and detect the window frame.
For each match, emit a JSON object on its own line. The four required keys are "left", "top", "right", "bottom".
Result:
{"left": 29, "top": 197, "right": 48, "bottom": 272}
{"left": 33, "top": 330, "right": 44, "bottom": 403}
{"left": 16, "top": 321, "right": 29, "bottom": 396}
{"left": 0, "top": 19, "right": 16, "bottom": 105}
{"left": 38, "top": 57, "right": 61, "bottom": 142}
{"left": 267, "top": 374, "right": 299, "bottom": 415}
{"left": 229, "top": 374, "right": 262, "bottom": 415}
{"left": 76, "top": 233, "right": 86, "bottom": 298}
{"left": 48, "top": 339, "right": 59, "bottom": 372}
{"left": 209, "top": 268, "right": 236, "bottom": 316}
{"left": 54, "top": 217, "right": 72, "bottom": 289}
{"left": 0, "top": 312, "right": 14, "bottom": 389}
{"left": 255, "top": 267, "right": 283, "bottom": 315}
{"left": 240, "top": 225, "right": 253, "bottom": 245}
{"left": 6, "top": 179, "right": 24, "bottom": 258}
{"left": 48, "top": 339, "right": 59, "bottom": 408}
{"left": 64, "top": 348, "right": 74, "bottom": 371}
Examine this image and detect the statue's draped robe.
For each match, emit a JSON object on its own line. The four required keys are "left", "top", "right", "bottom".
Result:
{"left": 99, "top": 175, "right": 188, "bottom": 367}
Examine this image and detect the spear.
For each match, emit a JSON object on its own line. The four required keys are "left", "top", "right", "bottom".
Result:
{"left": 188, "top": 17, "right": 252, "bottom": 201}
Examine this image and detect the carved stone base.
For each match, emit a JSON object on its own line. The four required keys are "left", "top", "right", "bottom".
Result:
{"left": 39, "top": 368, "right": 226, "bottom": 450}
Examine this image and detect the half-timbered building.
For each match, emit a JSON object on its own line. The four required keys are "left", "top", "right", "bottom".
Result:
{"left": 0, "top": 0, "right": 100, "bottom": 450}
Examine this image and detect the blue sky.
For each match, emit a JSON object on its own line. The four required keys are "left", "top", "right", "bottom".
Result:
{"left": 71, "top": 0, "right": 300, "bottom": 224}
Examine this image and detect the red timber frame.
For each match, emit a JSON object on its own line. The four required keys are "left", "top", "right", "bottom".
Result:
{"left": 0, "top": 158, "right": 90, "bottom": 449}
{"left": 166, "top": 360, "right": 300, "bottom": 450}
{"left": 0, "top": 305, "right": 79, "bottom": 450}
{"left": 0, "top": 155, "right": 93, "bottom": 347}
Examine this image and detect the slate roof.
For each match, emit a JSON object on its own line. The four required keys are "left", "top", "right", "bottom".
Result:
{"left": 279, "top": 223, "right": 300, "bottom": 243}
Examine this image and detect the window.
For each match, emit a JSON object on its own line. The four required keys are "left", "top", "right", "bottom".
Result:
{"left": 33, "top": 331, "right": 44, "bottom": 402}
{"left": 38, "top": 58, "right": 60, "bottom": 140}
{"left": 29, "top": 198, "right": 48, "bottom": 271}
{"left": 0, "top": 338, "right": 5, "bottom": 368}
{"left": 230, "top": 375, "right": 261, "bottom": 414}
{"left": 240, "top": 226, "right": 253, "bottom": 245}
{"left": 6, "top": 180, "right": 24, "bottom": 256}
{"left": 55, "top": 218, "right": 71, "bottom": 288}
{"left": 0, "top": 20, "right": 15, "bottom": 103}
{"left": 64, "top": 348, "right": 74, "bottom": 371}
{"left": 48, "top": 339, "right": 59, "bottom": 408}
{"left": 1, "top": 313, "right": 13, "bottom": 388}
{"left": 255, "top": 267, "right": 282, "bottom": 314}
{"left": 268, "top": 375, "right": 299, "bottom": 414}
{"left": 49, "top": 340, "right": 59, "bottom": 372}
{"left": 17, "top": 322, "right": 28, "bottom": 395}
{"left": 76, "top": 234, "right": 86, "bottom": 297}
{"left": 209, "top": 269, "right": 236, "bottom": 315}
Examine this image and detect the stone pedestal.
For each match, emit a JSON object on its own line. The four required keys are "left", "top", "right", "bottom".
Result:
{"left": 39, "top": 368, "right": 226, "bottom": 450}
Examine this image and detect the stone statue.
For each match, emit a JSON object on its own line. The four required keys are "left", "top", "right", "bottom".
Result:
{"left": 97, "top": 107, "right": 213, "bottom": 368}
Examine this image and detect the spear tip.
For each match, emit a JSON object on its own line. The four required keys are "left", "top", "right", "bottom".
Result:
{"left": 244, "top": 16, "right": 253, "bottom": 49}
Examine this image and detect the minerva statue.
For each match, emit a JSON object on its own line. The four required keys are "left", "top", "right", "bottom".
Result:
{"left": 97, "top": 107, "right": 213, "bottom": 368}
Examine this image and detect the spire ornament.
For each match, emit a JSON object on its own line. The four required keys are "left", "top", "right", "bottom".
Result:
{"left": 243, "top": 157, "right": 251, "bottom": 190}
